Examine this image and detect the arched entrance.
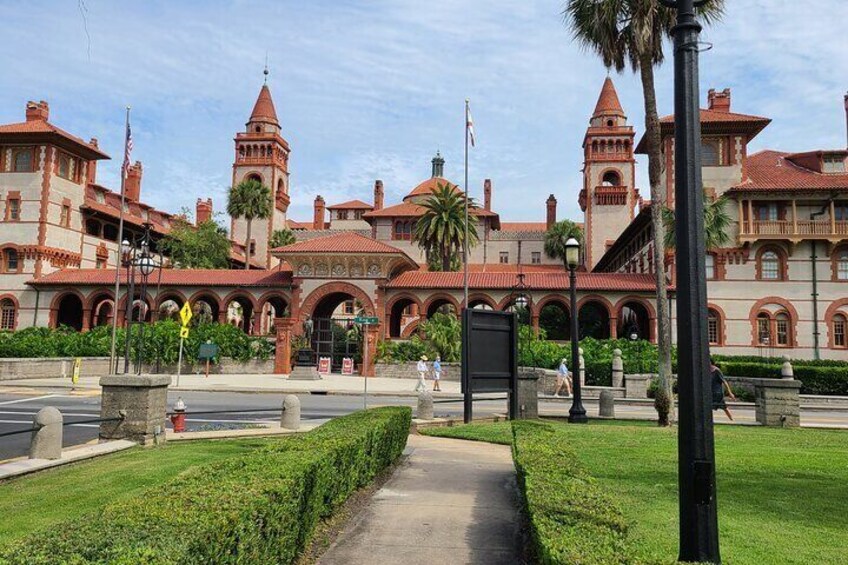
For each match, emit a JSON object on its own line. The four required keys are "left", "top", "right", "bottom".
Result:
{"left": 578, "top": 300, "right": 610, "bottom": 339}
{"left": 55, "top": 293, "right": 84, "bottom": 331}
{"left": 89, "top": 294, "right": 114, "bottom": 328}
{"left": 258, "top": 294, "right": 289, "bottom": 335}
{"left": 301, "top": 283, "right": 375, "bottom": 372}
{"left": 423, "top": 294, "right": 459, "bottom": 319}
{"left": 618, "top": 300, "right": 651, "bottom": 341}
{"left": 157, "top": 299, "right": 182, "bottom": 322}
{"left": 387, "top": 295, "right": 421, "bottom": 338}
{"left": 538, "top": 298, "right": 570, "bottom": 340}
{"left": 223, "top": 293, "right": 256, "bottom": 334}
{"left": 190, "top": 293, "right": 221, "bottom": 325}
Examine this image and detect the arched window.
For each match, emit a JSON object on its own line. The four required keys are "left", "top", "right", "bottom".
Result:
{"left": 85, "top": 218, "right": 102, "bottom": 237}
{"left": 707, "top": 308, "right": 721, "bottom": 345}
{"left": 833, "top": 314, "right": 847, "bottom": 348}
{"left": 756, "top": 310, "right": 793, "bottom": 347}
{"left": 2, "top": 248, "right": 18, "bottom": 273}
{"left": 601, "top": 171, "right": 621, "bottom": 186}
{"left": 701, "top": 140, "right": 720, "bottom": 166}
{"left": 756, "top": 313, "right": 771, "bottom": 345}
{"left": 705, "top": 254, "right": 716, "bottom": 280}
{"left": 13, "top": 149, "right": 33, "bottom": 172}
{"left": 759, "top": 249, "right": 782, "bottom": 280}
{"left": 835, "top": 249, "right": 848, "bottom": 280}
{"left": 57, "top": 154, "right": 71, "bottom": 179}
{"left": 775, "top": 312, "right": 791, "bottom": 346}
{"left": 0, "top": 298, "right": 15, "bottom": 330}
{"left": 246, "top": 173, "right": 262, "bottom": 184}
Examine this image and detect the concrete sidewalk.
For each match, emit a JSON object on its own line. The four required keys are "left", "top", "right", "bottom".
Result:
{"left": 319, "top": 434, "right": 526, "bottom": 565}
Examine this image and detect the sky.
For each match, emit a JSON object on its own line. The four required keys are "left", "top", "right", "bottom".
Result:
{"left": 1, "top": 1, "right": 846, "bottom": 225}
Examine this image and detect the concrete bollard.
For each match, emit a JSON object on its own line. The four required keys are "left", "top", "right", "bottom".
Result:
{"left": 599, "top": 390, "right": 615, "bottom": 419}
{"left": 578, "top": 347, "right": 586, "bottom": 387}
{"left": 781, "top": 356, "right": 794, "bottom": 379}
{"left": 30, "top": 406, "right": 63, "bottom": 460}
{"left": 611, "top": 349, "right": 624, "bottom": 388}
{"left": 417, "top": 391, "right": 434, "bottom": 420}
{"left": 281, "top": 395, "right": 301, "bottom": 430}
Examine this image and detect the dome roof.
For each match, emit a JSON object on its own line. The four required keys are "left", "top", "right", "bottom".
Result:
{"left": 403, "top": 177, "right": 462, "bottom": 202}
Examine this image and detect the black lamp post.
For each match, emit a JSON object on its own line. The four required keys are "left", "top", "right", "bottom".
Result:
{"left": 630, "top": 331, "right": 642, "bottom": 374}
{"left": 122, "top": 237, "right": 136, "bottom": 374}
{"left": 660, "top": 0, "right": 720, "bottom": 562}
{"left": 135, "top": 223, "right": 159, "bottom": 375}
{"left": 565, "top": 237, "right": 586, "bottom": 423}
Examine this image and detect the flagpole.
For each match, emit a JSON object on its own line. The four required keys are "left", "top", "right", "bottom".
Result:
{"left": 463, "top": 99, "right": 469, "bottom": 309}
{"left": 108, "top": 106, "right": 130, "bottom": 374}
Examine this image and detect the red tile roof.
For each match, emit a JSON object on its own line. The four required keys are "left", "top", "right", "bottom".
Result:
{"left": 83, "top": 184, "right": 176, "bottom": 235}
{"left": 659, "top": 108, "right": 770, "bottom": 125}
{"left": 362, "top": 201, "right": 498, "bottom": 219}
{"left": 499, "top": 222, "right": 548, "bottom": 232}
{"left": 404, "top": 177, "right": 460, "bottom": 200}
{"left": 249, "top": 85, "right": 279, "bottom": 125}
{"left": 593, "top": 77, "right": 625, "bottom": 118}
{"left": 636, "top": 108, "right": 771, "bottom": 153}
{"left": 0, "top": 119, "right": 109, "bottom": 160}
{"left": 729, "top": 150, "right": 848, "bottom": 192}
{"left": 30, "top": 268, "right": 292, "bottom": 287}
{"left": 385, "top": 271, "right": 658, "bottom": 291}
{"left": 272, "top": 231, "right": 408, "bottom": 255}
{"left": 327, "top": 199, "right": 374, "bottom": 210}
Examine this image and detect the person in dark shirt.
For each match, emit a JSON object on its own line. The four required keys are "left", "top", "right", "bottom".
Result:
{"left": 710, "top": 358, "right": 736, "bottom": 421}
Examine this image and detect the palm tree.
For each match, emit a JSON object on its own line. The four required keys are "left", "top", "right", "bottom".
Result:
{"left": 413, "top": 183, "right": 479, "bottom": 272}
{"left": 544, "top": 219, "right": 584, "bottom": 269}
{"left": 663, "top": 194, "right": 732, "bottom": 250}
{"left": 269, "top": 228, "right": 296, "bottom": 249}
{"left": 563, "top": 0, "right": 725, "bottom": 427}
{"left": 227, "top": 179, "right": 272, "bottom": 269}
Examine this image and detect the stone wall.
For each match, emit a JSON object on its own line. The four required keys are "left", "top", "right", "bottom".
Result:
{"left": 0, "top": 357, "right": 275, "bottom": 380}
{"left": 375, "top": 362, "right": 460, "bottom": 381}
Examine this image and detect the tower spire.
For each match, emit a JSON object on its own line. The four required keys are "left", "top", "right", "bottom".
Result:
{"left": 592, "top": 77, "right": 625, "bottom": 119}
{"left": 264, "top": 54, "right": 269, "bottom": 85}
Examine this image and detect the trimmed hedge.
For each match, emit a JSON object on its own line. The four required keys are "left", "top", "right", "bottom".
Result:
{"left": 512, "top": 421, "right": 631, "bottom": 564}
{"left": 717, "top": 361, "right": 848, "bottom": 395}
{"left": 0, "top": 407, "right": 411, "bottom": 564}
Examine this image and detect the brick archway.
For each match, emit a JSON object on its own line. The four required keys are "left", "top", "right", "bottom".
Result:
{"left": 748, "top": 296, "right": 799, "bottom": 347}
{"left": 464, "top": 293, "right": 497, "bottom": 310}
{"left": 533, "top": 294, "right": 571, "bottom": 318}
{"left": 614, "top": 296, "right": 657, "bottom": 342}
{"left": 300, "top": 281, "right": 375, "bottom": 320}
{"left": 422, "top": 293, "right": 461, "bottom": 318}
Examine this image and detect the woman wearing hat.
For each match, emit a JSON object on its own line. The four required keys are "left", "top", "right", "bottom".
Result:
{"left": 415, "top": 355, "right": 429, "bottom": 392}
{"left": 554, "top": 357, "right": 572, "bottom": 397}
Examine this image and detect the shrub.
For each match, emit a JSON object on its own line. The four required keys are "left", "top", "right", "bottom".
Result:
{"left": 717, "top": 361, "right": 848, "bottom": 395}
{"left": 420, "top": 312, "right": 461, "bottom": 362}
{"left": 0, "top": 407, "right": 411, "bottom": 565}
{"left": 512, "top": 421, "right": 631, "bottom": 564}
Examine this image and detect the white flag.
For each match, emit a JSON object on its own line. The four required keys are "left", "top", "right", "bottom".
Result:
{"left": 466, "top": 101, "right": 475, "bottom": 147}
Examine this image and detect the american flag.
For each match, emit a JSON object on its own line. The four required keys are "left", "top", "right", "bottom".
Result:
{"left": 122, "top": 121, "right": 133, "bottom": 177}
{"left": 466, "top": 101, "right": 475, "bottom": 148}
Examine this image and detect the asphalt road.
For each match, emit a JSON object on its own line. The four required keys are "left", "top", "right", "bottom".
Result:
{"left": 0, "top": 390, "right": 512, "bottom": 461}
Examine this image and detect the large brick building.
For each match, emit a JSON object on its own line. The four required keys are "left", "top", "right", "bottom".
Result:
{"left": 0, "top": 78, "right": 845, "bottom": 367}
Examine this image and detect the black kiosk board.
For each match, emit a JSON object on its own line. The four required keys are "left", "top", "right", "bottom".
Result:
{"left": 461, "top": 309, "right": 519, "bottom": 422}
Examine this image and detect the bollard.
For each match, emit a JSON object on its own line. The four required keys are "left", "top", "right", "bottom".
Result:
{"left": 599, "top": 390, "right": 615, "bottom": 419}
{"left": 578, "top": 347, "right": 586, "bottom": 387}
{"left": 417, "top": 391, "right": 434, "bottom": 420}
{"left": 612, "top": 349, "right": 624, "bottom": 388}
{"left": 281, "top": 395, "right": 301, "bottom": 430}
{"left": 30, "top": 406, "right": 63, "bottom": 460}
{"left": 781, "top": 356, "right": 794, "bottom": 379}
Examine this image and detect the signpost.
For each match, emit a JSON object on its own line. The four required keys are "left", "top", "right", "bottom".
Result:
{"left": 198, "top": 342, "right": 218, "bottom": 378}
{"left": 176, "top": 303, "right": 193, "bottom": 386}
{"left": 71, "top": 357, "right": 82, "bottom": 390}
{"left": 461, "top": 309, "right": 519, "bottom": 423}
{"left": 354, "top": 316, "right": 378, "bottom": 325}
{"left": 354, "top": 315, "right": 377, "bottom": 410}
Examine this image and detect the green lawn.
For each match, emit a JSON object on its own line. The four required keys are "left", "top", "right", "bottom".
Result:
{"left": 0, "top": 437, "right": 282, "bottom": 546}
{"left": 419, "top": 421, "right": 514, "bottom": 444}
{"left": 423, "top": 420, "right": 848, "bottom": 564}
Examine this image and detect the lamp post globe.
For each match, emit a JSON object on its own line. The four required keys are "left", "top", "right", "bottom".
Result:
{"left": 515, "top": 294, "right": 528, "bottom": 310}
{"left": 565, "top": 237, "right": 580, "bottom": 268}
{"left": 138, "top": 255, "right": 156, "bottom": 277}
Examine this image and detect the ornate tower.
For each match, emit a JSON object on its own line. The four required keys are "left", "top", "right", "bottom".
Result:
{"left": 231, "top": 77, "right": 291, "bottom": 268}
{"left": 580, "top": 77, "right": 638, "bottom": 270}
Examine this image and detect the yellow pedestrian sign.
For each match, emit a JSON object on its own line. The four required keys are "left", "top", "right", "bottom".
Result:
{"left": 71, "top": 357, "right": 82, "bottom": 385}
{"left": 179, "top": 302, "right": 193, "bottom": 327}
{"left": 180, "top": 327, "right": 190, "bottom": 339}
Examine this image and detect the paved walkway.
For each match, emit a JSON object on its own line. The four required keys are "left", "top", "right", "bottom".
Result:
{"left": 319, "top": 434, "right": 526, "bottom": 565}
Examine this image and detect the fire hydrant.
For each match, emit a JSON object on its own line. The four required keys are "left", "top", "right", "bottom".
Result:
{"left": 170, "top": 397, "right": 187, "bottom": 433}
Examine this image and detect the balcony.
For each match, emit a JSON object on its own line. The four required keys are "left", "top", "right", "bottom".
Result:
{"left": 739, "top": 219, "right": 848, "bottom": 242}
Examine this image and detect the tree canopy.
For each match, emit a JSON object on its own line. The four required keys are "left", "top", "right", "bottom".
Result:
{"left": 160, "top": 219, "right": 231, "bottom": 269}
{"left": 227, "top": 178, "right": 272, "bottom": 269}
{"left": 269, "top": 228, "right": 296, "bottom": 249}
{"left": 543, "top": 219, "right": 584, "bottom": 268}
{"left": 413, "top": 183, "right": 478, "bottom": 272}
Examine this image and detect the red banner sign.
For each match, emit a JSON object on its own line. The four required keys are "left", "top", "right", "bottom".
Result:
{"left": 318, "top": 356, "right": 331, "bottom": 374}
{"left": 342, "top": 357, "right": 354, "bottom": 375}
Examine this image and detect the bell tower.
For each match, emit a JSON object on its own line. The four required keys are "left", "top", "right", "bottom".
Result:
{"left": 231, "top": 73, "right": 291, "bottom": 268}
{"left": 580, "top": 77, "right": 637, "bottom": 270}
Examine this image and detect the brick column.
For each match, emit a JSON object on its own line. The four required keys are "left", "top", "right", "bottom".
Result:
{"left": 274, "top": 317, "right": 295, "bottom": 375}
{"left": 362, "top": 324, "right": 380, "bottom": 377}
{"left": 531, "top": 314, "right": 540, "bottom": 336}
{"left": 82, "top": 308, "right": 91, "bottom": 331}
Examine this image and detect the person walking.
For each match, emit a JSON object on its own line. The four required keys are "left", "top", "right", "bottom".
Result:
{"left": 415, "top": 355, "right": 428, "bottom": 392}
{"left": 554, "top": 357, "right": 572, "bottom": 397}
{"left": 432, "top": 356, "right": 442, "bottom": 392}
{"left": 710, "top": 358, "right": 736, "bottom": 421}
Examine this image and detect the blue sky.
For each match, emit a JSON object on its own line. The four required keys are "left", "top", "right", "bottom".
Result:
{"left": 1, "top": 1, "right": 846, "bottom": 224}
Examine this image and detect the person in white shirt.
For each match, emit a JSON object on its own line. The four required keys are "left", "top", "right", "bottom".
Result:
{"left": 554, "top": 358, "right": 572, "bottom": 397}
{"left": 415, "top": 355, "right": 428, "bottom": 392}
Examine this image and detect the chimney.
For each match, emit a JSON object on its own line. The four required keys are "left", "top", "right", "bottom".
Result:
{"left": 483, "top": 179, "right": 492, "bottom": 211}
{"left": 125, "top": 161, "right": 143, "bottom": 202}
{"left": 86, "top": 138, "right": 99, "bottom": 185}
{"left": 431, "top": 151, "right": 445, "bottom": 178}
{"left": 313, "top": 195, "right": 326, "bottom": 230}
{"left": 707, "top": 88, "right": 731, "bottom": 112}
{"left": 196, "top": 198, "right": 213, "bottom": 225}
{"left": 546, "top": 194, "right": 557, "bottom": 229}
{"left": 373, "top": 180, "right": 384, "bottom": 211}
{"left": 25, "top": 100, "right": 49, "bottom": 122}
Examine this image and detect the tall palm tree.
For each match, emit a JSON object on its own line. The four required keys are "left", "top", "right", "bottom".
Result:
{"left": 663, "top": 194, "right": 732, "bottom": 250}
{"left": 413, "top": 183, "right": 479, "bottom": 272}
{"left": 563, "top": 0, "right": 725, "bottom": 426}
{"left": 544, "top": 219, "right": 584, "bottom": 269}
{"left": 227, "top": 179, "right": 272, "bottom": 270}
{"left": 269, "top": 228, "right": 296, "bottom": 249}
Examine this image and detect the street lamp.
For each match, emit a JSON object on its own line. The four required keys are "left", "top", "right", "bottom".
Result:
{"left": 565, "top": 237, "right": 586, "bottom": 423}
{"left": 122, "top": 238, "right": 137, "bottom": 374}
{"left": 630, "top": 331, "right": 642, "bottom": 374}
{"left": 134, "top": 223, "right": 161, "bottom": 375}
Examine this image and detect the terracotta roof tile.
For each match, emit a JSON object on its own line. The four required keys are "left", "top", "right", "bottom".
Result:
{"left": 30, "top": 268, "right": 292, "bottom": 287}
{"left": 729, "top": 150, "right": 848, "bottom": 192}
{"left": 362, "top": 201, "right": 497, "bottom": 219}
{"left": 272, "top": 231, "right": 408, "bottom": 254}
{"left": 593, "top": 77, "right": 625, "bottom": 118}
{"left": 385, "top": 271, "right": 658, "bottom": 291}
{"left": 0, "top": 119, "right": 109, "bottom": 159}
{"left": 404, "top": 177, "right": 460, "bottom": 200}
{"left": 326, "top": 199, "right": 374, "bottom": 210}
{"left": 659, "top": 108, "right": 770, "bottom": 125}
{"left": 637, "top": 108, "right": 771, "bottom": 153}
{"left": 249, "top": 85, "right": 279, "bottom": 125}
{"left": 498, "top": 222, "right": 548, "bottom": 232}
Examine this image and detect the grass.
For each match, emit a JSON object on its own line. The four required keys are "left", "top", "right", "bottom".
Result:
{"left": 419, "top": 421, "right": 513, "bottom": 444}
{"left": 0, "top": 437, "right": 282, "bottom": 546}
{"left": 423, "top": 419, "right": 848, "bottom": 565}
